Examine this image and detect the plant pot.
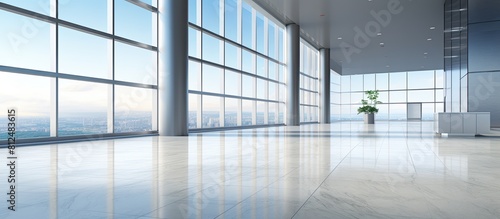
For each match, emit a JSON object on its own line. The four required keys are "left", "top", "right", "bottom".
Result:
{"left": 364, "top": 113, "right": 374, "bottom": 124}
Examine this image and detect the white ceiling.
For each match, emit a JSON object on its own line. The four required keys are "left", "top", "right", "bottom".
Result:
{"left": 252, "top": 0, "right": 445, "bottom": 75}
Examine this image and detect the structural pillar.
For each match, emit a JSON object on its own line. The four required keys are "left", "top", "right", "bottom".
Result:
{"left": 286, "top": 23, "right": 300, "bottom": 126}
{"left": 158, "top": 0, "right": 188, "bottom": 136}
{"left": 320, "top": 48, "right": 331, "bottom": 124}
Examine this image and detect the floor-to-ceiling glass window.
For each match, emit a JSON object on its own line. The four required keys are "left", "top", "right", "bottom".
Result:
{"left": 299, "top": 40, "right": 319, "bottom": 123}
{"left": 330, "top": 70, "right": 341, "bottom": 122}
{"left": 337, "top": 70, "right": 444, "bottom": 121}
{"left": 0, "top": 1, "right": 158, "bottom": 141}
{"left": 188, "top": 0, "right": 286, "bottom": 129}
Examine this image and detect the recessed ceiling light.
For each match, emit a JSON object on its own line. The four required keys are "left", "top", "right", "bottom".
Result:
{"left": 377, "top": 33, "right": 382, "bottom": 36}
{"left": 386, "top": 65, "right": 390, "bottom": 68}
{"left": 337, "top": 37, "right": 342, "bottom": 40}
{"left": 424, "top": 52, "right": 428, "bottom": 55}
{"left": 379, "top": 42, "right": 385, "bottom": 47}
{"left": 427, "top": 38, "right": 432, "bottom": 41}
{"left": 430, "top": 26, "right": 436, "bottom": 30}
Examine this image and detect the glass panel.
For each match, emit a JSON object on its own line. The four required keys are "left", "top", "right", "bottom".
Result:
{"left": 0, "top": 72, "right": 50, "bottom": 138}
{"left": 202, "top": 95, "right": 221, "bottom": 128}
{"left": 241, "top": 2, "right": 253, "bottom": 49}
{"left": 299, "top": 43, "right": 305, "bottom": 73}
{"left": 389, "top": 72, "right": 406, "bottom": 90}
{"left": 256, "top": 56, "right": 267, "bottom": 77}
{"left": 422, "top": 103, "right": 435, "bottom": 120}
{"left": 269, "top": 82, "right": 277, "bottom": 101}
{"left": 389, "top": 104, "right": 407, "bottom": 120}
{"left": 278, "top": 29, "right": 284, "bottom": 62}
{"left": 60, "top": 0, "right": 109, "bottom": 32}
{"left": 331, "top": 104, "right": 341, "bottom": 122}
{"left": 279, "top": 84, "right": 285, "bottom": 102}
{"left": 341, "top": 76, "right": 351, "bottom": 92}
{"left": 278, "top": 64, "right": 285, "bottom": 82}
{"left": 363, "top": 74, "right": 375, "bottom": 91}
{"left": 225, "top": 0, "right": 238, "bottom": 42}
{"left": 188, "top": 60, "right": 201, "bottom": 91}
{"left": 389, "top": 91, "right": 406, "bottom": 103}
{"left": 188, "top": 94, "right": 200, "bottom": 129}
{"left": 1, "top": 0, "right": 53, "bottom": 16}
{"left": 256, "top": 101, "right": 266, "bottom": 125}
{"left": 268, "top": 61, "right": 277, "bottom": 80}
{"left": 242, "top": 49, "right": 255, "bottom": 73}
{"left": 225, "top": 42, "right": 240, "bottom": 70}
{"left": 300, "top": 105, "right": 307, "bottom": 122}
{"left": 59, "top": 27, "right": 111, "bottom": 79}
{"left": 115, "top": 42, "right": 157, "bottom": 84}
{"left": 202, "top": 64, "right": 223, "bottom": 94}
{"left": 408, "top": 90, "right": 435, "bottom": 102}
{"left": 278, "top": 103, "right": 284, "bottom": 123}
{"left": 341, "top": 93, "right": 350, "bottom": 104}
{"left": 469, "top": 21, "right": 500, "bottom": 72}
{"left": 242, "top": 75, "right": 255, "bottom": 98}
{"left": 0, "top": 11, "right": 55, "bottom": 72}
{"left": 436, "top": 102, "right": 444, "bottom": 113}
{"left": 242, "top": 99, "right": 254, "bottom": 126}
{"left": 202, "top": 0, "right": 222, "bottom": 35}
{"left": 115, "top": 0, "right": 156, "bottom": 46}
{"left": 340, "top": 105, "right": 351, "bottom": 120}
{"left": 378, "top": 91, "right": 389, "bottom": 104}
{"left": 225, "top": 70, "right": 240, "bottom": 96}
{"left": 469, "top": 0, "right": 500, "bottom": 25}
{"left": 202, "top": 33, "right": 223, "bottom": 64}
{"left": 351, "top": 75, "right": 363, "bottom": 92}
{"left": 376, "top": 104, "right": 389, "bottom": 120}
{"left": 256, "top": 13, "right": 265, "bottom": 54}
{"left": 188, "top": 0, "right": 199, "bottom": 25}
{"left": 268, "top": 102, "right": 277, "bottom": 124}
{"left": 257, "top": 78, "right": 267, "bottom": 99}
{"left": 351, "top": 105, "right": 362, "bottom": 121}
{"left": 376, "top": 73, "right": 389, "bottom": 90}
{"left": 268, "top": 22, "right": 276, "bottom": 59}
{"left": 189, "top": 27, "right": 201, "bottom": 58}
{"left": 115, "top": 85, "right": 155, "bottom": 132}
{"left": 436, "top": 70, "right": 444, "bottom": 88}
{"left": 225, "top": 98, "right": 239, "bottom": 127}
{"left": 408, "top": 70, "right": 434, "bottom": 89}
{"left": 59, "top": 79, "right": 109, "bottom": 136}
{"left": 351, "top": 93, "right": 363, "bottom": 105}
{"left": 436, "top": 89, "right": 443, "bottom": 102}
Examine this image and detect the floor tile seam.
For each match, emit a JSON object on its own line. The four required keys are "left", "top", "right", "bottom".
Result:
{"left": 289, "top": 143, "right": 360, "bottom": 219}
{"left": 373, "top": 136, "right": 389, "bottom": 168}
{"left": 211, "top": 167, "right": 297, "bottom": 219}
{"left": 405, "top": 140, "right": 419, "bottom": 174}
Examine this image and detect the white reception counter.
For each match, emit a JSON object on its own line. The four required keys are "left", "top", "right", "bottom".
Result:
{"left": 434, "top": 112, "right": 490, "bottom": 135}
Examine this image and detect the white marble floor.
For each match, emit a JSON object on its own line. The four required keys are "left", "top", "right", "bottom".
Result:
{"left": 1, "top": 121, "right": 500, "bottom": 219}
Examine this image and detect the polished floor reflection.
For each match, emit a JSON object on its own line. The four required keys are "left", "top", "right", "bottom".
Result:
{"left": 1, "top": 121, "right": 500, "bottom": 219}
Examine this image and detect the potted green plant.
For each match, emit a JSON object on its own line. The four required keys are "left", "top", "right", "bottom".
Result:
{"left": 357, "top": 90, "right": 382, "bottom": 124}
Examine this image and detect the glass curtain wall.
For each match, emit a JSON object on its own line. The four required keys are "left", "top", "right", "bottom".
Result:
{"left": 0, "top": 0, "right": 158, "bottom": 141}
{"left": 299, "top": 40, "right": 319, "bottom": 123}
{"left": 330, "top": 70, "right": 341, "bottom": 122}
{"left": 335, "top": 70, "right": 444, "bottom": 121}
{"left": 188, "top": 0, "right": 286, "bottom": 129}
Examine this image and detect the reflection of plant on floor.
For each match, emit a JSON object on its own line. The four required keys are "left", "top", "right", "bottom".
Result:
{"left": 357, "top": 90, "right": 382, "bottom": 114}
